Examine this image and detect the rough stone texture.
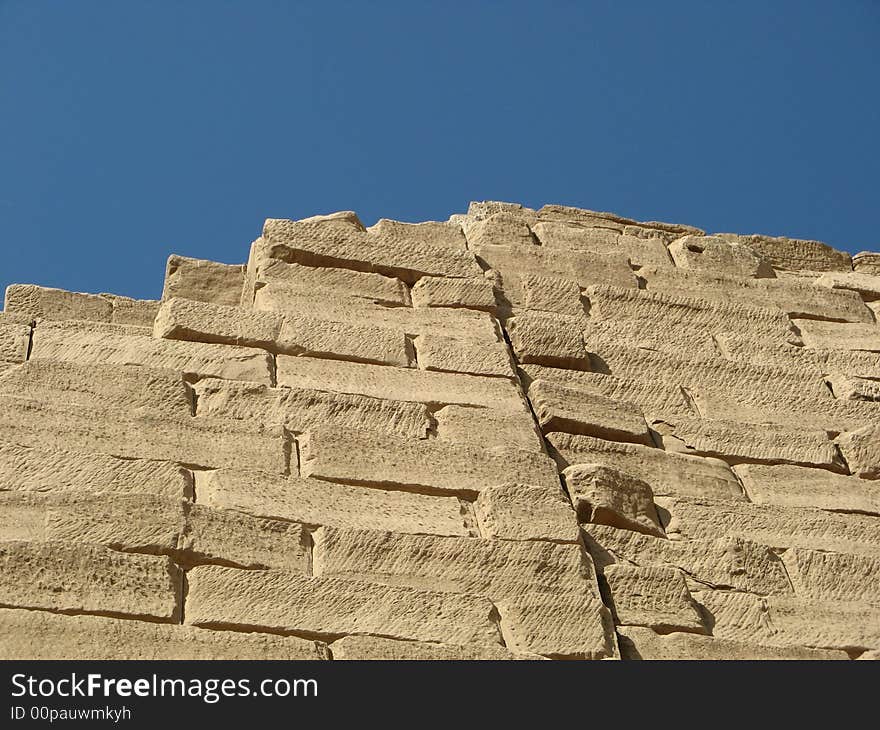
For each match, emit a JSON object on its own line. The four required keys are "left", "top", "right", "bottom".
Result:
{"left": 2, "top": 201, "right": 877, "bottom": 660}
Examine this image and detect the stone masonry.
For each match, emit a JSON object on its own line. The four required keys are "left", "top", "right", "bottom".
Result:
{"left": 1, "top": 201, "right": 878, "bottom": 660}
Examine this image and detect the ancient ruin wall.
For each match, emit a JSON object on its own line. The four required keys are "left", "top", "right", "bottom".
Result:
{"left": 1, "top": 201, "right": 879, "bottom": 660}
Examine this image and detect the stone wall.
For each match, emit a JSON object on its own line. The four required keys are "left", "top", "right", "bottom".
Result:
{"left": 1, "top": 201, "right": 878, "bottom": 660}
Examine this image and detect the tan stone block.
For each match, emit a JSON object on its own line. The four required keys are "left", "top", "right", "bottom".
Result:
{"left": 432, "top": 404, "right": 543, "bottom": 452}
{"left": 367, "top": 219, "right": 467, "bottom": 250}
{"left": 669, "top": 235, "right": 774, "bottom": 278}
{"left": 520, "top": 273, "right": 585, "bottom": 317}
{"left": 563, "top": 464, "right": 663, "bottom": 537}
{"left": 410, "top": 276, "right": 497, "bottom": 313}
{"left": 531, "top": 222, "right": 672, "bottom": 269}
{"left": 782, "top": 548, "right": 880, "bottom": 603}
{"left": 530, "top": 379, "right": 652, "bottom": 445}
{"left": 0, "top": 492, "right": 45, "bottom": 541}
{"left": 4, "top": 284, "right": 112, "bottom": 322}
{"left": 0, "top": 320, "right": 31, "bottom": 362}
{"left": 734, "top": 463, "right": 880, "bottom": 514}
{"left": 838, "top": 424, "right": 880, "bottom": 479}
{"left": 582, "top": 524, "right": 791, "bottom": 596}
{"left": 548, "top": 433, "right": 744, "bottom": 501}
{"left": 0, "top": 541, "right": 181, "bottom": 621}
{"left": 715, "top": 232, "right": 852, "bottom": 272}
{"left": 0, "top": 442, "right": 192, "bottom": 499}
{"left": 465, "top": 212, "right": 536, "bottom": 247}
{"left": 604, "top": 564, "right": 706, "bottom": 633}
{"left": 162, "top": 255, "right": 246, "bottom": 307}
{"left": 278, "top": 315, "right": 412, "bottom": 367}
{"left": 414, "top": 333, "right": 513, "bottom": 377}
{"left": 853, "top": 251, "right": 880, "bottom": 276}
{"left": 617, "top": 626, "right": 848, "bottom": 660}
{"left": 154, "top": 297, "right": 282, "bottom": 348}
{"left": 827, "top": 374, "right": 880, "bottom": 402}
{"left": 186, "top": 566, "right": 503, "bottom": 646}
{"left": 100, "top": 294, "right": 160, "bottom": 327}
{"left": 535, "top": 202, "right": 702, "bottom": 237}
{"left": 31, "top": 320, "right": 273, "bottom": 383}
{"left": 313, "top": 526, "right": 597, "bottom": 600}
{"left": 329, "top": 635, "right": 540, "bottom": 660}
{"left": 816, "top": 271, "right": 880, "bottom": 302}
{"left": 475, "top": 483, "right": 579, "bottom": 543}
{"left": 196, "top": 469, "right": 469, "bottom": 537}
{"left": 300, "top": 425, "right": 559, "bottom": 495}
{"left": 507, "top": 312, "right": 590, "bottom": 369}
{"left": 794, "top": 318, "right": 880, "bottom": 352}
{"left": 0, "top": 609, "right": 324, "bottom": 660}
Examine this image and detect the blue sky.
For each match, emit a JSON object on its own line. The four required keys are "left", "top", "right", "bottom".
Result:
{"left": 1, "top": 1, "right": 878, "bottom": 300}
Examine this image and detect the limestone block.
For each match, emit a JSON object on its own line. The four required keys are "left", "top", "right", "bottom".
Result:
{"left": 465, "top": 213, "right": 536, "bottom": 247}
{"left": 657, "top": 495, "right": 880, "bottom": 557}
{"left": 531, "top": 222, "right": 672, "bottom": 269}
{"left": 193, "top": 378, "right": 431, "bottom": 439}
{"left": 507, "top": 312, "right": 590, "bottom": 369}
{"left": 617, "top": 626, "right": 848, "bottom": 660}
{"left": 475, "top": 483, "right": 579, "bottom": 543}
{"left": 186, "top": 566, "right": 503, "bottom": 646}
{"left": 4, "top": 284, "right": 112, "bottom": 322}
{"left": 278, "top": 315, "right": 412, "bottom": 367}
{"left": 582, "top": 524, "right": 791, "bottom": 595}
{"left": 697, "top": 590, "right": 880, "bottom": 653}
{"left": 432, "top": 405, "right": 543, "bottom": 452}
{"left": 0, "top": 541, "right": 181, "bottom": 621}
{"left": 31, "top": 320, "right": 273, "bottom": 383}
{"left": 837, "top": 424, "right": 880, "bottom": 479}
{"left": 794, "top": 318, "right": 880, "bottom": 351}
{"left": 313, "top": 526, "right": 596, "bottom": 600}
{"left": 827, "top": 374, "right": 880, "bottom": 402}
{"left": 301, "top": 425, "right": 559, "bottom": 495}
{"left": 734, "top": 463, "right": 880, "bottom": 514}
{"left": 530, "top": 379, "right": 652, "bottom": 445}
{"left": 548, "top": 433, "right": 745, "bottom": 501}
{"left": 262, "top": 218, "right": 483, "bottom": 283}
{"left": 276, "top": 355, "right": 526, "bottom": 411}
{"left": 535, "top": 202, "right": 703, "bottom": 237}
{"left": 520, "top": 273, "right": 584, "bottom": 317}
{"left": 0, "top": 492, "right": 46, "bottom": 541}
{"left": 0, "top": 609, "right": 324, "bottom": 660}
{"left": 410, "top": 276, "right": 497, "bottom": 313}
{"left": 0, "top": 442, "right": 192, "bottom": 499}
{"left": 498, "top": 592, "right": 616, "bottom": 659}
{"left": 162, "top": 255, "right": 246, "bottom": 307}
{"left": 367, "top": 219, "right": 467, "bottom": 250}
{"left": 604, "top": 564, "right": 706, "bottom": 633}
{"left": 656, "top": 417, "right": 840, "bottom": 469}
{"left": 782, "top": 548, "right": 880, "bottom": 603}
{"left": 297, "top": 210, "right": 365, "bottom": 229}
{"left": 715, "top": 232, "right": 852, "bottom": 272}
{"left": 100, "top": 294, "right": 160, "bottom": 327}
{"left": 816, "top": 271, "right": 880, "bottom": 302}
{"left": 853, "top": 251, "right": 880, "bottom": 276}
{"left": 330, "top": 635, "right": 539, "bottom": 660}
{"left": 196, "top": 469, "right": 469, "bottom": 537}
{"left": 0, "top": 320, "right": 31, "bottom": 362}
{"left": 563, "top": 464, "right": 663, "bottom": 537}
{"left": 154, "top": 297, "right": 282, "bottom": 348}
{"left": 668, "top": 235, "right": 775, "bottom": 278}
{"left": 414, "top": 334, "right": 513, "bottom": 378}
{"left": 0, "top": 396, "right": 290, "bottom": 474}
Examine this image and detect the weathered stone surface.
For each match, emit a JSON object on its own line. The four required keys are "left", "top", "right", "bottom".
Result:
{"left": 329, "top": 635, "right": 539, "bottom": 660}
{"left": 414, "top": 334, "right": 513, "bottom": 378}
{"left": 196, "top": 469, "right": 470, "bottom": 537}
{"left": 0, "top": 442, "right": 192, "bottom": 498}
{"left": 0, "top": 319, "right": 31, "bottom": 362}
{"left": 617, "top": 626, "right": 848, "bottom": 660}
{"left": 837, "top": 424, "right": 880, "bottom": 479}
{"left": 0, "top": 609, "right": 325, "bottom": 660}
{"left": 465, "top": 212, "right": 536, "bottom": 248}
{"left": 794, "top": 318, "right": 880, "bottom": 351}
{"left": 432, "top": 405, "right": 543, "bottom": 452}
{"left": 0, "top": 541, "right": 181, "bottom": 621}
{"left": 715, "top": 232, "right": 852, "bottom": 272}
{"left": 31, "top": 320, "right": 273, "bottom": 383}
{"left": 827, "top": 374, "right": 880, "bottom": 402}
{"left": 658, "top": 495, "right": 880, "bottom": 557}
{"left": 854, "top": 251, "right": 880, "bottom": 276}
{"left": 535, "top": 202, "right": 703, "bottom": 237}
{"left": 300, "top": 426, "right": 559, "bottom": 495}
{"left": 411, "top": 275, "right": 497, "bottom": 313}
{"left": 186, "top": 566, "right": 503, "bottom": 646}
{"left": 816, "top": 271, "right": 880, "bottom": 302}
{"left": 782, "top": 548, "right": 880, "bottom": 603}
{"left": 604, "top": 564, "right": 706, "bottom": 633}
{"left": 498, "top": 592, "right": 616, "bottom": 659}
{"left": 530, "top": 379, "right": 652, "bottom": 445}
{"left": 193, "top": 378, "right": 431, "bottom": 439}
{"left": 279, "top": 315, "right": 413, "bottom": 367}
{"left": 99, "top": 294, "right": 160, "bottom": 327}
{"left": 668, "top": 235, "right": 774, "bottom": 278}
{"left": 520, "top": 273, "right": 585, "bottom": 317}
{"left": 583, "top": 524, "right": 791, "bottom": 595}
{"left": 368, "top": 219, "right": 467, "bottom": 250}
{"left": 735, "top": 463, "right": 880, "bottom": 514}
{"left": 313, "top": 526, "right": 596, "bottom": 599}
{"left": 531, "top": 222, "right": 672, "bottom": 269}
{"left": 475, "top": 483, "right": 579, "bottom": 543}
{"left": 563, "top": 464, "right": 663, "bottom": 537}
{"left": 277, "top": 355, "right": 526, "bottom": 410}
{"left": 507, "top": 312, "right": 590, "bottom": 369}
{"left": 697, "top": 589, "right": 880, "bottom": 652}
{"left": 163, "top": 255, "right": 246, "bottom": 307}
{"left": 548, "top": 433, "right": 745, "bottom": 501}
{"left": 4, "top": 284, "right": 113, "bottom": 322}
{"left": 154, "top": 297, "right": 282, "bottom": 348}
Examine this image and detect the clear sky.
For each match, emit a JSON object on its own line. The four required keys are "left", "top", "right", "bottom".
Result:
{"left": 1, "top": 1, "right": 878, "bottom": 300}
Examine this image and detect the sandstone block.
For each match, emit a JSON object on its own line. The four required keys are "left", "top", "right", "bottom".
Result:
{"left": 475, "top": 483, "right": 579, "bottom": 543}
{"left": 279, "top": 315, "right": 412, "bottom": 367}
{"left": 465, "top": 212, "right": 536, "bottom": 247}
{"left": 0, "top": 320, "right": 31, "bottom": 362}
{"left": 196, "top": 469, "right": 469, "bottom": 537}
{"left": 330, "top": 635, "right": 538, "bottom": 660}
{"left": 414, "top": 334, "right": 513, "bottom": 378}
{"left": 300, "top": 425, "right": 560, "bottom": 495}
{"left": 563, "top": 464, "right": 663, "bottom": 537}
{"left": 367, "top": 219, "right": 467, "bottom": 250}
{"left": 531, "top": 222, "right": 672, "bottom": 269}
{"left": 604, "top": 564, "right": 706, "bottom": 633}
{"left": 100, "top": 294, "right": 160, "bottom": 327}
{"left": 410, "top": 276, "right": 497, "bottom": 313}
{"left": 4, "top": 284, "right": 112, "bottom": 322}
{"left": 853, "top": 251, "right": 880, "bottom": 276}
{"left": 815, "top": 271, "right": 880, "bottom": 302}
{"left": 507, "top": 312, "right": 590, "bottom": 369}
{"left": 0, "top": 541, "right": 181, "bottom": 621}
{"left": 432, "top": 405, "right": 543, "bottom": 452}
{"left": 793, "top": 318, "right": 880, "bottom": 351}
{"left": 154, "top": 297, "right": 282, "bottom": 348}
{"left": 162, "top": 255, "right": 246, "bottom": 307}
{"left": 186, "top": 566, "right": 503, "bottom": 646}
{"left": 520, "top": 273, "right": 584, "bottom": 317}
{"left": 837, "top": 424, "right": 880, "bottom": 479}
{"left": 668, "top": 235, "right": 774, "bottom": 278}
{"left": 782, "top": 548, "right": 880, "bottom": 603}
{"left": 715, "top": 232, "right": 852, "bottom": 272}
{"left": 827, "top": 374, "right": 880, "bottom": 402}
